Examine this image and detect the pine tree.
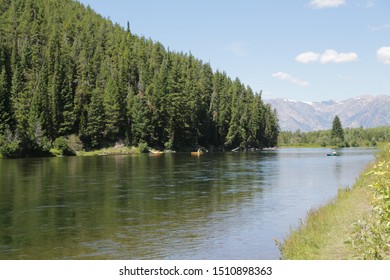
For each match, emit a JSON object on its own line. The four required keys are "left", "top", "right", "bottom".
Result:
{"left": 248, "top": 93, "right": 265, "bottom": 148}
{"left": 34, "top": 63, "right": 51, "bottom": 134}
{"left": 331, "top": 115, "right": 344, "bottom": 146}
{"left": 131, "top": 93, "right": 152, "bottom": 145}
{"left": 150, "top": 51, "right": 171, "bottom": 147}
{"left": 225, "top": 86, "right": 239, "bottom": 148}
{"left": 84, "top": 88, "right": 105, "bottom": 148}
{"left": 195, "top": 63, "right": 213, "bottom": 146}
{"left": 103, "top": 75, "right": 121, "bottom": 141}
{"left": 11, "top": 63, "right": 28, "bottom": 139}
{"left": 263, "top": 105, "right": 279, "bottom": 147}
{"left": 58, "top": 45, "right": 77, "bottom": 136}
{"left": 0, "top": 48, "right": 12, "bottom": 132}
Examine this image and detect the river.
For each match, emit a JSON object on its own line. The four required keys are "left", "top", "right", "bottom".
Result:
{"left": 0, "top": 148, "right": 374, "bottom": 259}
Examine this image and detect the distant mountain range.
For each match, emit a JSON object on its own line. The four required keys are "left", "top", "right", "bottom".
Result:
{"left": 265, "top": 95, "right": 390, "bottom": 132}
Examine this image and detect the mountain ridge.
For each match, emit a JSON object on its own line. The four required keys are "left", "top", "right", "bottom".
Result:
{"left": 265, "top": 95, "right": 390, "bottom": 132}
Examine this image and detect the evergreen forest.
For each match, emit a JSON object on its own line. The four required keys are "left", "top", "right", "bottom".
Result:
{"left": 0, "top": 0, "right": 279, "bottom": 157}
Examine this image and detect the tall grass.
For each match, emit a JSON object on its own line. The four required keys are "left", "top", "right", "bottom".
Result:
{"left": 347, "top": 145, "right": 390, "bottom": 259}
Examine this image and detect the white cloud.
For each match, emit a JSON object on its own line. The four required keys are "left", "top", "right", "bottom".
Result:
{"left": 226, "top": 41, "right": 249, "bottom": 57}
{"left": 272, "top": 72, "right": 309, "bottom": 87}
{"left": 309, "top": 0, "right": 346, "bottom": 9}
{"left": 377, "top": 47, "right": 390, "bottom": 64}
{"left": 369, "top": 24, "right": 390, "bottom": 32}
{"left": 295, "top": 52, "right": 320, "bottom": 63}
{"left": 320, "top": 49, "right": 358, "bottom": 63}
{"left": 295, "top": 49, "right": 358, "bottom": 64}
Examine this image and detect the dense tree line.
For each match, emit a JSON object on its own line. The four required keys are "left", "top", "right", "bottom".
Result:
{"left": 278, "top": 126, "right": 390, "bottom": 147}
{"left": 0, "top": 0, "right": 279, "bottom": 157}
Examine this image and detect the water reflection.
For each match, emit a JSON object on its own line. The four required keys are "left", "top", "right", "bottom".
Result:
{"left": 0, "top": 149, "right": 374, "bottom": 259}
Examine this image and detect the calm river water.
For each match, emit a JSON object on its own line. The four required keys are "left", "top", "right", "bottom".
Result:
{"left": 0, "top": 148, "right": 374, "bottom": 259}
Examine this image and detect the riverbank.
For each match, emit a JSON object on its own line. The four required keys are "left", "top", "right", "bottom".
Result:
{"left": 1, "top": 142, "right": 155, "bottom": 158}
{"left": 281, "top": 144, "right": 390, "bottom": 259}
{"left": 75, "top": 146, "right": 141, "bottom": 156}
{"left": 278, "top": 142, "right": 387, "bottom": 149}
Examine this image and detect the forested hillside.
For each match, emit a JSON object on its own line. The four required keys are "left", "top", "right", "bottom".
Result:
{"left": 0, "top": 0, "right": 279, "bottom": 157}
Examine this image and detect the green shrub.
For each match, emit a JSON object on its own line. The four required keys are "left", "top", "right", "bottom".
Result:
{"left": 49, "top": 148, "right": 62, "bottom": 156}
{"left": 348, "top": 145, "right": 390, "bottom": 259}
{"left": 67, "top": 134, "right": 84, "bottom": 152}
{"left": 0, "top": 137, "right": 21, "bottom": 158}
{"left": 0, "top": 129, "right": 22, "bottom": 158}
{"left": 53, "top": 137, "right": 76, "bottom": 156}
{"left": 138, "top": 142, "right": 149, "bottom": 153}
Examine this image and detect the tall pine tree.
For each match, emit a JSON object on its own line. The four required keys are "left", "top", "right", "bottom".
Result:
{"left": 331, "top": 115, "right": 344, "bottom": 146}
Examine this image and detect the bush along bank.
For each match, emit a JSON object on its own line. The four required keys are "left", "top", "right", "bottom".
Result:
{"left": 347, "top": 146, "right": 390, "bottom": 259}
{"left": 281, "top": 144, "right": 390, "bottom": 260}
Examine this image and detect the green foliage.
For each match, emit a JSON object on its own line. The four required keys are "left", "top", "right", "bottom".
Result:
{"left": 278, "top": 126, "right": 390, "bottom": 147}
{"left": 138, "top": 142, "right": 149, "bottom": 153}
{"left": 131, "top": 93, "right": 153, "bottom": 145}
{"left": 0, "top": 0, "right": 279, "bottom": 156}
{"left": 51, "top": 134, "right": 82, "bottom": 156}
{"left": 330, "top": 115, "right": 345, "bottom": 147}
{"left": 0, "top": 48, "right": 12, "bottom": 132}
{"left": 67, "top": 134, "right": 83, "bottom": 153}
{"left": 53, "top": 136, "right": 75, "bottom": 156}
{"left": 348, "top": 147, "right": 390, "bottom": 259}
{"left": 83, "top": 88, "right": 105, "bottom": 148}
{"left": 0, "top": 128, "right": 21, "bottom": 158}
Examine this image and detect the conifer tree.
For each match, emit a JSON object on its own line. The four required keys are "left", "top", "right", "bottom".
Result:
{"left": 131, "top": 93, "right": 152, "bottom": 145}
{"left": 11, "top": 63, "right": 28, "bottom": 140}
{"left": 0, "top": 48, "right": 12, "bottom": 132}
{"left": 84, "top": 88, "right": 105, "bottom": 148}
{"left": 331, "top": 115, "right": 344, "bottom": 146}
{"left": 263, "top": 105, "right": 279, "bottom": 147}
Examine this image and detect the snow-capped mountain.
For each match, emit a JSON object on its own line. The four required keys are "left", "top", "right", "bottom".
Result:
{"left": 266, "top": 95, "right": 390, "bottom": 132}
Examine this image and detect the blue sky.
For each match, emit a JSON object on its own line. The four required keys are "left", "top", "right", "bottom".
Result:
{"left": 77, "top": 0, "right": 390, "bottom": 102}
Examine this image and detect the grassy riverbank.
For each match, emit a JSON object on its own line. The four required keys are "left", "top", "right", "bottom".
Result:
{"left": 281, "top": 144, "right": 390, "bottom": 259}
{"left": 0, "top": 147, "right": 141, "bottom": 158}
{"left": 74, "top": 146, "right": 141, "bottom": 156}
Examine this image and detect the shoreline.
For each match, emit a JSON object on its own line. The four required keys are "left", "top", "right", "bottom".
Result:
{"left": 1, "top": 145, "right": 277, "bottom": 159}
{"left": 1, "top": 145, "right": 380, "bottom": 159}
{"left": 280, "top": 145, "right": 390, "bottom": 260}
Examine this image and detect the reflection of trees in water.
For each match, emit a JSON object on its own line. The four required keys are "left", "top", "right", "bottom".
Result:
{"left": 0, "top": 153, "right": 268, "bottom": 259}
{"left": 334, "top": 157, "right": 342, "bottom": 183}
